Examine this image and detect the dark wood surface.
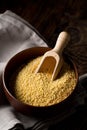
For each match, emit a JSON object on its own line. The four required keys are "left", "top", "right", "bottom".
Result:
{"left": 0, "top": 0, "right": 87, "bottom": 76}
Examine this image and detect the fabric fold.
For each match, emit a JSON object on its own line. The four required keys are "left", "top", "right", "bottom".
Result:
{"left": 0, "top": 10, "right": 47, "bottom": 130}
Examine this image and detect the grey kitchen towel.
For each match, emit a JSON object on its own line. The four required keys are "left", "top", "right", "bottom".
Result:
{"left": 0, "top": 10, "right": 48, "bottom": 130}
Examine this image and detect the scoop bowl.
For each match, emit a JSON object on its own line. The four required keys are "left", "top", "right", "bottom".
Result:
{"left": 2, "top": 47, "right": 78, "bottom": 117}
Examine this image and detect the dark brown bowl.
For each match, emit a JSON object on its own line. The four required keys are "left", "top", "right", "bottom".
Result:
{"left": 2, "top": 47, "right": 78, "bottom": 117}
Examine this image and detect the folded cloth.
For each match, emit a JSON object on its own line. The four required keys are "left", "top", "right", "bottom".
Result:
{"left": 0, "top": 10, "right": 87, "bottom": 130}
{"left": 0, "top": 10, "right": 48, "bottom": 130}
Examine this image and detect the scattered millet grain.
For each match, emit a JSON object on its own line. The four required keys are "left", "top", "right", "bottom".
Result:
{"left": 10, "top": 56, "right": 77, "bottom": 106}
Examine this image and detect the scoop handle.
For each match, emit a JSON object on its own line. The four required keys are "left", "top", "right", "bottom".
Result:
{"left": 52, "top": 31, "right": 70, "bottom": 55}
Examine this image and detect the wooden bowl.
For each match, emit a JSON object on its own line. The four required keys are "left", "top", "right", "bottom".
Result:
{"left": 2, "top": 47, "right": 78, "bottom": 117}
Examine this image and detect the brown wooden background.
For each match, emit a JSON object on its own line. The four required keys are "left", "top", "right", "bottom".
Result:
{"left": 0, "top": 0, "right": 87, "bottom": 76}
{"left": 0, "top": 0, "right": 87, "bottom": 43}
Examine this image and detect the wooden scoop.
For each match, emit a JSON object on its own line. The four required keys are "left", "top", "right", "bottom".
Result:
{"left": 35, "top": 31, "right": 70, "bottom": 80}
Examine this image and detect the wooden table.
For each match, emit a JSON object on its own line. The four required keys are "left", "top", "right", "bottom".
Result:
{"left": 0, "top": 0, "right": 87, "bottom": 76}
